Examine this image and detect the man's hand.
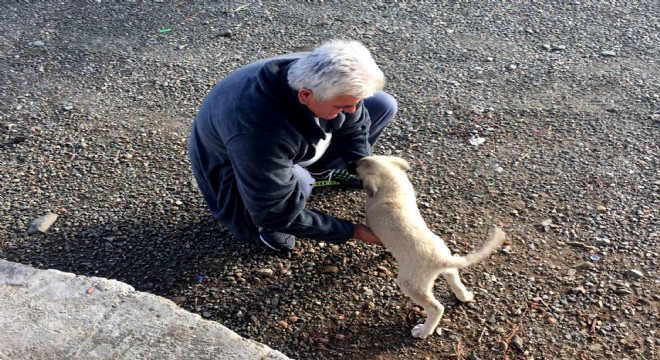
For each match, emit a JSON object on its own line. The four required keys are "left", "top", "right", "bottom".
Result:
{"left": 352, "top": 223, "right": 383, "bottom": 246}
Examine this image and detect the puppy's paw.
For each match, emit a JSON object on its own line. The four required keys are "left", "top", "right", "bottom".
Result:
{"left": 411, "top": 324, "right": 433, "bottom": 339}
{"left": 457, "top": 290, "right": 474, "bottom": 303}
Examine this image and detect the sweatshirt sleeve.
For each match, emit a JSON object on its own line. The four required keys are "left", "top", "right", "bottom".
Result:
{"left": 225, "top": 133, "right": 355, "bottom": 243}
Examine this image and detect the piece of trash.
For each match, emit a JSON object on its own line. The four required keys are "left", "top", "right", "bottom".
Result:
{"left": 469, "top": 135, "right": 486, "bottom": 146}
{"left": 86, "top": 287, "right": 95, "bottom": 295}
{"left": 196, "top": 275, "right": 204, "bottom": 283}
{"left": 158, "top": 28, "right": 172, "bottom": 34}
{"left": 590, "top": 255, "right": 600, "bottom": 261}
{"left": 27, "top": 213, "right": 59, "bottom": 234}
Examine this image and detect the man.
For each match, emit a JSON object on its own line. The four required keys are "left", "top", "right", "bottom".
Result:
{"left": 189, "top": 39, "right": 397, "bottom": 251}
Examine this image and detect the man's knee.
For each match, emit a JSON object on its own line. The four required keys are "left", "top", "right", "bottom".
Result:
{"left": 367, "top": 91, "right": 398, "bottom": 121}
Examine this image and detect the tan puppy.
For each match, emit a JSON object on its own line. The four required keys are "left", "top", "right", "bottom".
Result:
{"left": 356, "top": 155, "right": 506, "bottom": 339}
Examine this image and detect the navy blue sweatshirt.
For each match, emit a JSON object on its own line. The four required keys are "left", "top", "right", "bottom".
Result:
{"left": 188, "top": 54, "right": 372, "bottom": 244}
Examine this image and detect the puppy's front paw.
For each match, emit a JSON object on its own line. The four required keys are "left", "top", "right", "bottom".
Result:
{"left": 411, "top": 324, "right": 433, "bottom": 339}
{"left": 457, "top": 290, "right": 474, "bottom": 303}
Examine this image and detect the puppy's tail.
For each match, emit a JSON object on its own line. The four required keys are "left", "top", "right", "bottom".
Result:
{"left": 444, "top": 226, "right": 506, "bottom": 269}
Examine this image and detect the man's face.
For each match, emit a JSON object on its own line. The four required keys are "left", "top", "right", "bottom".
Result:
{"left": 298, "top": 89, "right": 361, "bottom": 120}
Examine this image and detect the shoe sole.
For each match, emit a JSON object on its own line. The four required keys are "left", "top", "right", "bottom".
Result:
{"left": 259, "top": 235, "right": 294, "bottom": 251}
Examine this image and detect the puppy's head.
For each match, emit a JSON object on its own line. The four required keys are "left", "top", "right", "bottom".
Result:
{"left": 357, "top": 156, "right": 410, "bottom": 197}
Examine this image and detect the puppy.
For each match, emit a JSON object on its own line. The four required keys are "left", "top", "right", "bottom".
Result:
{"left": 356, "top": 155, "right": 506, "bottom": 339}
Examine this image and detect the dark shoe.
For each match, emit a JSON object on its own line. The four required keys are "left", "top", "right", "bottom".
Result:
{"left": 309, "top": 168, "right": 363, "bottom": 189}
{"left": 258, "top": 227, "right": 295, "bottom": 251}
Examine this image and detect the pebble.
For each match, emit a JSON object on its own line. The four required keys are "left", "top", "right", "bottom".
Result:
{"left": 565, "top": 268, "right": 577, "bottom": 277}
{"left": 376, "top": 265, "right": 393, "bottom": 277}
{"left": 256, "top": 268, "right": 274, "bottom": 277}
{"left": 511, "top": 335, "right": 524, "bottom": 352}
{"left": 28, "top": 40, "right": 45, "bottom": 47}
{"left": 600, "top": 50, "right": 616, "bottom": 57}
{"left": 624, "top": 269, "right": 644, "bottom": 280}
{"left": 320, "top": 265, "right": 339, "bottom": 274}
{"left": 575, "top": 262, "right": 594, "bottom": 270}
{"left": 593, "top": 237, "right": 611, "bottom": 246}
{"left": 494, "top": 327, "right": 506, "bottom": 334}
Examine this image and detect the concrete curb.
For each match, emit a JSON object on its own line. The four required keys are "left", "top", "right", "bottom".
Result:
{"left": 0, "top": 260, "right": 292, "bottom": 360}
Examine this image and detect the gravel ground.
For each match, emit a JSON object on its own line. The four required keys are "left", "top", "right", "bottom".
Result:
{"left": 1, "top": 1, "right": 658, "bottom": 359}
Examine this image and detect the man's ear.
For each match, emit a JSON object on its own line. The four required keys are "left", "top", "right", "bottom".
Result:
{"left": 298, "top": 88, "right": 313, "bottom": 105}
{"left": 391, "top": 157, "right": 410, "bottom": 171}
{"left": 363, "top": 174, "right": 379, "bottom": 198}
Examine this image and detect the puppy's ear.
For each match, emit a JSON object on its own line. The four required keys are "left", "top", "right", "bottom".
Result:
{"left": 362, "top": 175, "right": 379, "bottom": 197}
{"left": 391, "top": 157, "right": 411, "bottom": 171}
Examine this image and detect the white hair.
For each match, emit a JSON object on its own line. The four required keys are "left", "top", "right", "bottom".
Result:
{"left": 287, "top": 39, "right": 385, "bottom": 102}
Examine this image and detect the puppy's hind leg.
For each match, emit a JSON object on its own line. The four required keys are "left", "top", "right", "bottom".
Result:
{"left": 396, "top": 271, "right": 444, "bottom": 339}
{"left": 441, "top": 268, "right": 474, "bottom": 302}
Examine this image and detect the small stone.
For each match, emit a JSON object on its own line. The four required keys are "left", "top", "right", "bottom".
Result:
{"left": 29, "top": 40, "right": 45, "bottom": 47}
{"left": 540, "top": 219, "right": 552, "bottom": 232}
{"left": 320, "top": 265, "right": 339, "bottom": 274}
{"left": 27, "top": 213, "right": 59, "bottom": 234}
{"left": 218, "top": 29, "right": 233, "bottom": 37}
{"left": 600, "top": 50, "right": 616, "bottom": 57}
{"left": 574, "top": 262, "right": 594, "bottom": 270}
{"left": 614, "top": 288, "right": 632, "bottom": 295}
{"left": 288, "top": 314, "right": 299, "bottom": 323}
{"left": 278, "top": 320, "right": 288, "bottom": 328}
{"left": 511, "top": 335, "right": 524, "bottom": 352}
{"left": 256, "top": 268, "right": 274, "bottom": 277}
{"left": 593, "top": 237, "right": 611, "bottom": 246}
{"left": 596, "top": 205, "right": 607, "bottom": 213}
{"left": 171, "top": 296, "right": 187, "bottom": 305}
{"left": 624, "top": 269, "right": 644, "bottom": 280}
{"left": 202, "top": 311, "right": 212, "bottom": 318}
{"left": 566, "top": 268, "right": 577, "bottom": 277}
{"left": 376, "top": 265, "right": 393, "bottom": 277}
{"left": 572, "top": 285, "right": 587, "bottom": 295}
